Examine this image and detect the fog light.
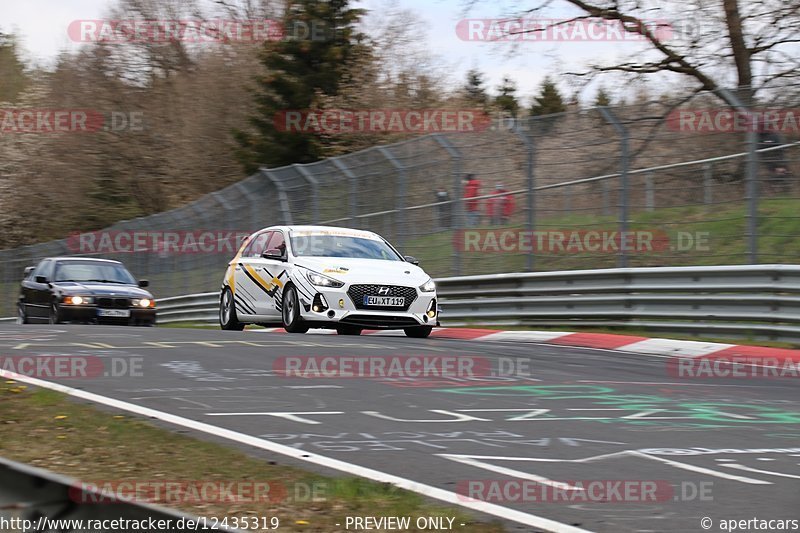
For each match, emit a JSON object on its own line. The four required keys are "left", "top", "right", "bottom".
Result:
{"left": 338, "top": 298, "right": 345, "bottom": 309}
{"left": 426, "top": 298, "right": 437, "bottom": 318}
{"left": 312, "top": 294, "right": 328, "bottom": 312}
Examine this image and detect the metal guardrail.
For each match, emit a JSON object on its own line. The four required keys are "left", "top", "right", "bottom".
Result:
{"left": 148, "top": 265, "right": 800, "bottom": 342}
{"left": 4, "top": 265, "right": 800, "bottom": 342}
{"left": 0, "top": 456, "right": 238, "bottom": 532}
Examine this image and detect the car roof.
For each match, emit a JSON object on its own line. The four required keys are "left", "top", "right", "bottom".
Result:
{"left": 45, "top": 257, "right": 123, "bottom": 264}
{"left": 258, "top": 225, "right": 384, "bottom": 240}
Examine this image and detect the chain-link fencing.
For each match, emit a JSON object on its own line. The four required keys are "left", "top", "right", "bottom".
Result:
{"left": 1, "top": 91, "right": 798, "bottom": 316}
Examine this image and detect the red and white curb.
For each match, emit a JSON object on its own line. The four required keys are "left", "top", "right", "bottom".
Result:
{"left": 252, "top": 327, "right": 800, "bottom": 366}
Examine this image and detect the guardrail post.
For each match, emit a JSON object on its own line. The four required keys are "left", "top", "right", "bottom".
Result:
{"left": 294, "top": 164, "right": 319, "bottom": 224}
{"left": 260, "top": 168, "right": 294, "bottom": 225}
{"left": 332, "top": 158, "right": 358, "bottom": 228}
{"left": 433, "top": 134, "right": 463, "bottom": 276}
{"left": 598, "top": 107, "right": 630, "bottom": 268}
{"left": 377, "top": 146, "right": 407, "bottom": 249}
{"left": 511, "top": 119, "right": 536, "bottom": 271}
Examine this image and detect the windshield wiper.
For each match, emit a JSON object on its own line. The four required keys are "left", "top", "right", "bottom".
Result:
{"left": 86, "top": 279, "right": 130, "bottom": 284}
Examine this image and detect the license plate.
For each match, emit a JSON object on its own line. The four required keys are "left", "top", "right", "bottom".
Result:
{"left": 364, "top": 295, "right": 405, "bottom": 307}
{"left": 98, "top": 309, "right": 130, "bottom": 318}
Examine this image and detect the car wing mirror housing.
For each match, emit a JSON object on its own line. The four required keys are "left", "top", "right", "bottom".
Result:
{"left": 262, "top": 249, "right": 286, "bottom": 261}
{"left": 138, "top": 279, "right": 150, "bottom": 288}
{"left": 404, "top": 255, "right": 420, "bottom": 265}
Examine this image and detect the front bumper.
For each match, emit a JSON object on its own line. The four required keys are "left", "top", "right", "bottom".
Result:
{"left": 57, "top": 304, "right": 157, "bottom": 326}
{"left": 298, "top": 285, "right": 437, "bottom": 329}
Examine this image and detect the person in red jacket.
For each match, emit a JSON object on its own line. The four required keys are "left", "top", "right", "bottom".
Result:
{"left": 486, "top": 183, "right": 514, "bottom": 225}
{"left": 463, "top": 174, "right": 482, "bottom": 227}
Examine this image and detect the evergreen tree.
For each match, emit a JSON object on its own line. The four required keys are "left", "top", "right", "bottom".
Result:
{"left": 494, "top": 76, "right": 519, "bottom": 117}
{"left": 464, "top": 68, "right": 488, "bottom": 107}
{"left": 595, "top": 86, "right": 612, "bottom": 107}
{"left": 529, "top": 76, "right": 566, "bottom": 116}
{"left": 234, "top": 0, "right": 365, "bottom": 172}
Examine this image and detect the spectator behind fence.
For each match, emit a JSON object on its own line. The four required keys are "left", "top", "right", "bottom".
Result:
{"left": 463, "top": 174, "right": 482, "bottom": 227}
{"left": 486, "top": 183, "right": 515, "bottom": 225}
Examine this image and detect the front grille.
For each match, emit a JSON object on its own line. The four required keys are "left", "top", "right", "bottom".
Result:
{"left": 340, "top": 314, "right": 420, "bottom": 328}
{"left": 97, "top": 297, "right": 131, "bottom": 308}
{"left": 347, "top": 284, "right": 418, "bottom": 311}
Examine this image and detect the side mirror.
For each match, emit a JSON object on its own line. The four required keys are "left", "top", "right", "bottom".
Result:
{"left": 404, "top": 255, "right": 420, "bottom": 266}
{"left": 35, "top": 275, "right": 48, "bottom": 284}
{"left": 138, "top": 279, "right": 150, "bottom": 288}
{"left": 262, "top": 248, "right": 285, "bottom": 260}
{"left": 23, "top": 266, "right": 34, "bottom": 278}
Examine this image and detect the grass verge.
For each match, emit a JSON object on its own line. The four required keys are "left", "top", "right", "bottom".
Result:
{"left": 0, "top": 387, "right": 504, "bottom": 532}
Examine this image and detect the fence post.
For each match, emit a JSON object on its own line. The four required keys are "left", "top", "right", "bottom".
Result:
{"left": 703, "top": 163, "right": 713, "bottom": 206}
{"left": 718, "top": 88, "right": 759, "bottom": 264}
{"left": 260, "top": 168, "right": 294, "bottom": 225}
{"left": 598, "top": 107, "right": 630, "bottom": 268}
{"left": 332, "top": 158, "right": 358, "bottom": 228}
{"left": 294, "top": 164, "right": 319, "bottom": 224}
{"left": 377, "top": 146, "right": 407, "bottom": 249}
{"left": 645, "top": 172, "right": 654, "bottom": 212}
{"left": 746, "top": 125, "right": 760, "bottom": 264}
{"left": 433, "top": 134, "right": 463, "bottom": 276}
{"left": 511, "top": 119, "right": 536, "bottom": 271}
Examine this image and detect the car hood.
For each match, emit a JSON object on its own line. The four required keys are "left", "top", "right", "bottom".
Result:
{"left": 53, "top": 282, "right": 153, "bottom": 298}
{"left": 294, "top": 257, "right": 432, "bottom": 287}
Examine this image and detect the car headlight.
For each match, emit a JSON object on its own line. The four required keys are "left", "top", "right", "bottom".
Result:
{"left": 306, "top": 271, "right": 344, "bottom": 288}
{"left": 132, "top": 298, "right": 156, "bottom": 308}
{"left": 419, "top": 278, "right": 436, "bottom": 292}
{"left": 63, "top": 296, "right": 94, "bottom": 305}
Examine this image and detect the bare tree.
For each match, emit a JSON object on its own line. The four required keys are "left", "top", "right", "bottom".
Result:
{"left": 491, "top": 0, "right": 800, "bottom": 106}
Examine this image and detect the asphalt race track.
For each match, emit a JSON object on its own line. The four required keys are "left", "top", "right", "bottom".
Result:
{"left": 1, "top": 324, "right": 798, "bottom": 532}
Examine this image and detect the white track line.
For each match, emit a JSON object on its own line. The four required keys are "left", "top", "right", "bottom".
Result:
{"left": 0, "top": 369, "right": 590, "bottom": 533}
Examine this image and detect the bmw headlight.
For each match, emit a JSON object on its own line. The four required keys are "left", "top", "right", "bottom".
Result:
{"left": 132, "top": 298, "right": 156, "bottom": 308}
{"left": 419, "top": 278, "right": 436, "bottom": 292}
{"left": 306, "top": 271, "right": 344, "bottom": 288}
{"left": 63, "top": 296, "right": 94, "bottom": 305}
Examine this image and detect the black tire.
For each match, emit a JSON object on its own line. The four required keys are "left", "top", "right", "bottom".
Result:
{"left": 282, "top": 285, "right": 308, "bottom": 333}
{"left": 336, "top": 325, "right": 362, "bottom": 336}
{"left": 404, "top": 326, "right": 433, "bottom": 338}
{"left": 16, "top": 303, "right": 28, "bottom": 325}
{"left": 220, "top": 287, "right": 245, "bottom": 331}
{"left": 48, "top": 302, "right": 62, "bottom": 325}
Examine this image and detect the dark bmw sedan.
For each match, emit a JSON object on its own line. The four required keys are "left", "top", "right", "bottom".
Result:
{"left": 17, "top": 257, "right": 156, "bottom": 325}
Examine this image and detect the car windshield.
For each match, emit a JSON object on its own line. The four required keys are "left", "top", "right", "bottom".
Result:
{"left": 290, "top": 233, "right": 402, "bottom": 260}
{"left": 53, "top": 261, "right": 137, "bottom": 284}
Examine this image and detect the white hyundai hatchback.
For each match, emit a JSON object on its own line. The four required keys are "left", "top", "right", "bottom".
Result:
{"left": 219, "top": 226, "right": 438, "bottom": 337}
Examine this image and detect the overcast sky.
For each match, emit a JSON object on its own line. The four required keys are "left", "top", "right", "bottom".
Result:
{"left": 3, "top": 0, "right": 657, "bottom": 104}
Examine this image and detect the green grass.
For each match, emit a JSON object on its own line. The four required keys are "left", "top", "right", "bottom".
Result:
{"left": 0, "top": 386, "right": 505, "bottom": 532}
